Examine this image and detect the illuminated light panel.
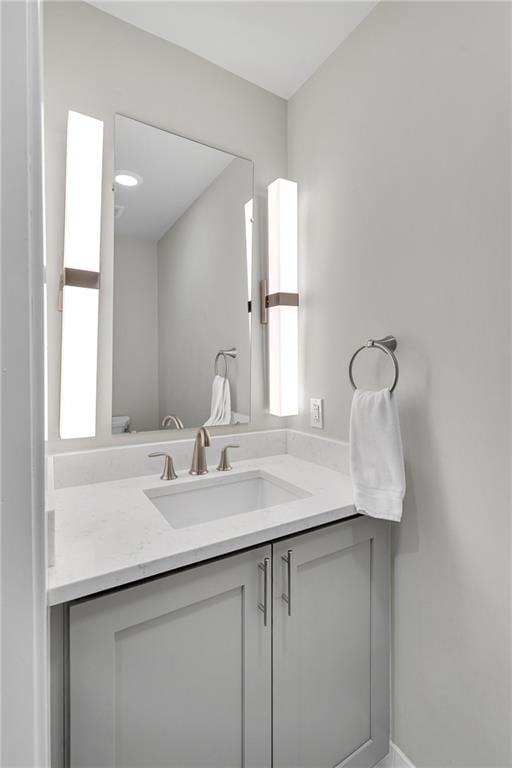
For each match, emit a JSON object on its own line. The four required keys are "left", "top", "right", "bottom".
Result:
{"left": 267, "top": 178, "right": 298, "bottom": 417}
{"left": 245, "top": 198, "right": 253, "bottom": 301}
{"left": 60, "top": 111, "right": 103, "bottom": 439}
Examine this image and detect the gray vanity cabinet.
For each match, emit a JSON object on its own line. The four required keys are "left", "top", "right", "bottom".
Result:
{"left": 67, "top": 517, "right": 389, "bottom": 768}
{"left": 69, "top": 545, "right": 272, "bottom": 768}
{"left": 273, "top": 516, "right": 389, "bottom": 768}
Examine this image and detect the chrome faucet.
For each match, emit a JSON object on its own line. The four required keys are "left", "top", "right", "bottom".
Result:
{"left": 161, "top": 414, "right": 184, "bottom": 429}
{"left": 189, "top": 427, "right": 211, "bottom": 475}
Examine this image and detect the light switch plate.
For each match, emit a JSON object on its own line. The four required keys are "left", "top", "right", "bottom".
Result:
{"left": 310, "top": 398, "right": 324, "bottom": 429}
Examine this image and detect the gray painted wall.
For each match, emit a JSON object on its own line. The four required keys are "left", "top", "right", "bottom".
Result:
{"left": 158, "top": 158, "right": 251, "bottom": 427}
{"left": 112, "top": 236, "right": 159, "bottom": 432}
{"left": 43, "top": 0, "right": 287, "bottom": 452}
{"left": 288, "top": 2, "right": 511, "bottom": 766}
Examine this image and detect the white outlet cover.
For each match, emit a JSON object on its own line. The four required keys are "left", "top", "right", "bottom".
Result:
{"left": 310, "top": 398, "right": 324, "bottom": 429}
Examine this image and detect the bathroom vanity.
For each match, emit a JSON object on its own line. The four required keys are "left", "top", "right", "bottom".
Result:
{"left": 49, "top": 439, "right": 389, "bottom": 768}
{"left": 44, "top": 19, "right": 390, "bottom": 763}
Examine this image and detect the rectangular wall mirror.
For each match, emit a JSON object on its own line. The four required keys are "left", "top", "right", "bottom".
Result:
{"left": 112, "top": 115, "right": 253, "bottom": 434}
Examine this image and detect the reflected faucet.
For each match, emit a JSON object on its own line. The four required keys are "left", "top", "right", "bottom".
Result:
{"left": 161, "top": 414, "right": 184, "bottom": 430}
{"left": 189, "top": 427, "right": 211, "bottom": 475}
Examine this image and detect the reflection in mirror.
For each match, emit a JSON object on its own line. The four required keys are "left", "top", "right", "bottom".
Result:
{"left": 112, "top": 116, "right": 253, "bottom": 434}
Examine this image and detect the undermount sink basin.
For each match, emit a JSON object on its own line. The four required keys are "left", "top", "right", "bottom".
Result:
{"left": 144, "top": 470, "right": 309, "bottom": 529}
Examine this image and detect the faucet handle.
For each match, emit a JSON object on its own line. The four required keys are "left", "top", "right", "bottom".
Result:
{"left": 148, "top": 452, "right": 177, "bottom": 481}
{"left": 217, "top": 444, "right": 240, "bottom": 472}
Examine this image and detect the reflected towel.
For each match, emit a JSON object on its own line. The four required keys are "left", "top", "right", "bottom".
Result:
{"left": 203, "top": 375, "right": 232, "bottom": 426}
{"left": 349, "top": 389, "right": 405, "bottom": 522}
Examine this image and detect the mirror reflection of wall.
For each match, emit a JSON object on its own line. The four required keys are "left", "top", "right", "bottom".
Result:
{"left": 112, "top": 115, "right": 253, "bottom": 434}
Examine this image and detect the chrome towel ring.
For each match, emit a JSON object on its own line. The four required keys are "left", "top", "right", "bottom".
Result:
{"left": 349, "top": 336, "right": 399, "bottom": 393}
{"left": 214, "top": 348, "right": 238, "bottom": 378}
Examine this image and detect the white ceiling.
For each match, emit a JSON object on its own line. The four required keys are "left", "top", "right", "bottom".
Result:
{"left": 87, "top": 1, "right": 378, "bottom": 99}
{"left": 114, "top": 115, "right": 242, "bottom": 240}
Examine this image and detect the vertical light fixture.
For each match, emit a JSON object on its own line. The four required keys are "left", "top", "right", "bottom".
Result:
{"left": 244, "top": 198, "right": 253, "bottom": 328}
{"left": 262, "top": 178, "right": 299, "bottom": 416}
{"left": 59, "top": 110, "right": 103, "bottom": 439}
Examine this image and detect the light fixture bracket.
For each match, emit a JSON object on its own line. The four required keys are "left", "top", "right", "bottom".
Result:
{"left": 260, "top": 279, "right": 299, "bottom": 325}
{"left": 58, "top": 267, "right": 100, "bottom": 311}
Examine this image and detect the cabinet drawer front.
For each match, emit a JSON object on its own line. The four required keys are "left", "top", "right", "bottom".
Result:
{"left": 273, "top": 517, "right": 390, "bottom": 768}
{"left": 69, "top": 546, "right": 272, "bottom": 768}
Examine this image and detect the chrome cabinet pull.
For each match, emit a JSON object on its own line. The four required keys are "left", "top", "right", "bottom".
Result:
{"left": 281, "top": 549, "right": 293, "bottom": 616}
{"left": 257, "top": 557, "right": 271, "bottom": 627}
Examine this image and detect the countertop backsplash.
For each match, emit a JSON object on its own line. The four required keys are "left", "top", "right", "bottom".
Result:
{"left": 47, "top": 429, "right": 350, "bottom": 490}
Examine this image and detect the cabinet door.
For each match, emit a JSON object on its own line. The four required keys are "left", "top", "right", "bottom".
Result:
{"left": 69, "top": 546, "right": 272, "bottom": 768}
{"left": 273, "top": 517, "right": 389, "bottom": 768}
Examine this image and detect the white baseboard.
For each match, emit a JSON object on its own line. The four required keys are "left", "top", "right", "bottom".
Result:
{"left": 374, "top": 742, "right": 416, "bottom": 768}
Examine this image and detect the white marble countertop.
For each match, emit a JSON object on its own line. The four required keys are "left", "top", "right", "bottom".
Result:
{"left": 47, "top": 454, "right": 355, "bottom": 605}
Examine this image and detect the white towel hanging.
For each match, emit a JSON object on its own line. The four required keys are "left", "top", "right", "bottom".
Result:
{"left": 203, "top": 375, "right": 232, "bottom": 426}
{"left": 349, "top": 388, "right": 405, "bottom": 522}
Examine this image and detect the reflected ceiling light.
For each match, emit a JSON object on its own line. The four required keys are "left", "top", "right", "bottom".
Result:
{"left": 261, "top": 178, "right": 299, "bottom": 417}
{"left": 114, "top": 171, "right": 142, "bottom": 187}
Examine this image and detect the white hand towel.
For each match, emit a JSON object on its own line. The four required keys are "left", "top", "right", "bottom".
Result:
{"left": 349, "top": 388, "right": 405, "bottom": 522}
{"left": 203, "top": 375, "right": 232, "bottom": 427}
